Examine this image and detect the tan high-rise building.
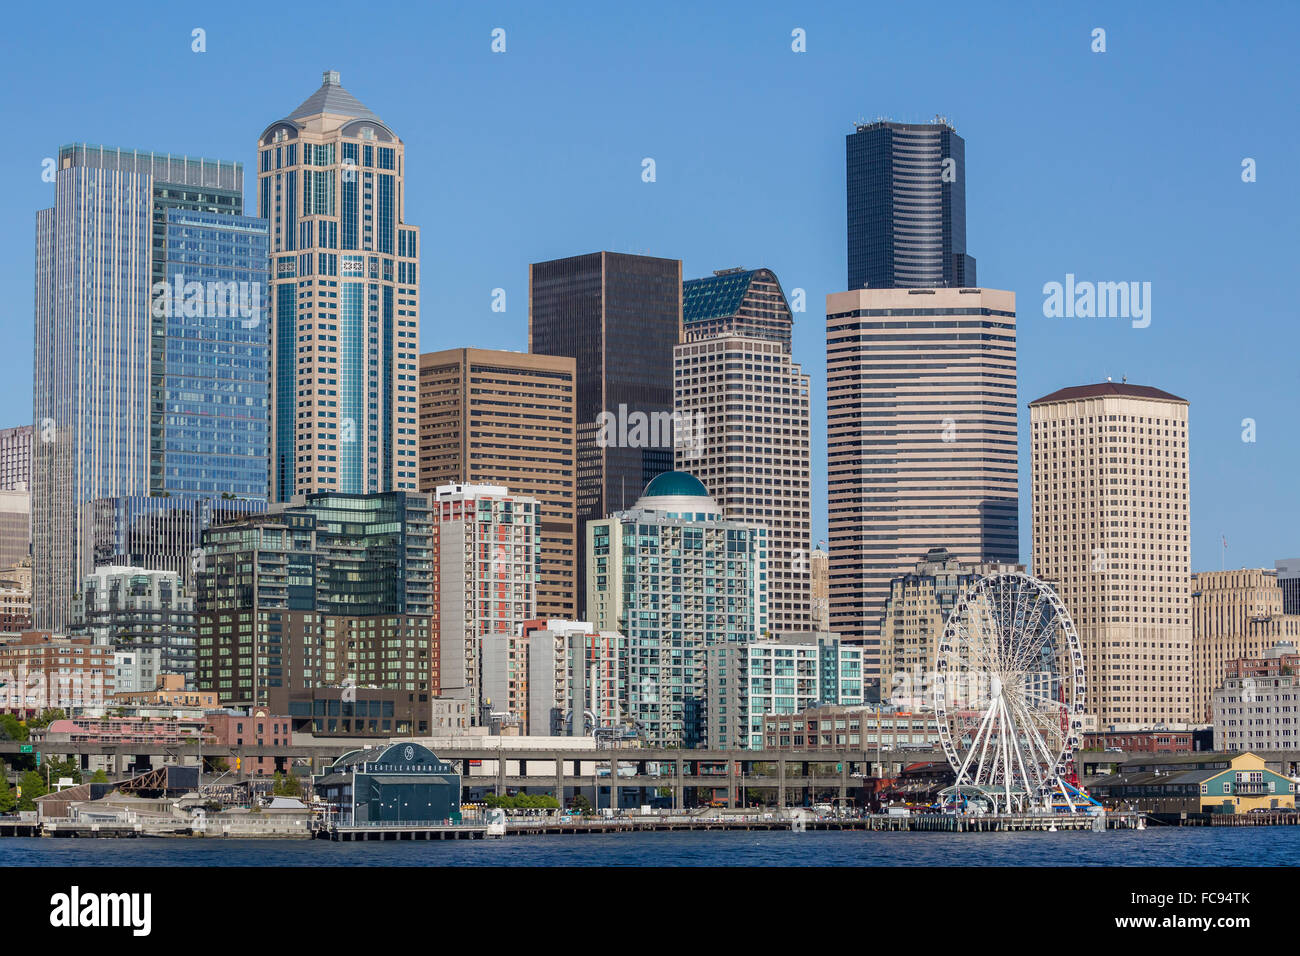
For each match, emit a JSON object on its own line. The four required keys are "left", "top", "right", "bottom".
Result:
{"left": 418, "top": 349, "right": 577, "bottom": 619}
{"left": 258, "top": 71, "right": 420, "bottom": 500}
{"left": 826, "top": 287, "right": 1019, "bottom": 681}
{"left": 810, "top": 545, "right": 830, "bottom": 632}
{"left": 877, "top": 548, "right": 1023, "bottom": 710}
{"left": 1029, "top": 381, "right": 1193, "bottom": 726}
{"left": 675, "top": 268, "right": 810, "bottom": 631}
{"left": 1191, "top": 568, "right": 1300, "bottom": 721}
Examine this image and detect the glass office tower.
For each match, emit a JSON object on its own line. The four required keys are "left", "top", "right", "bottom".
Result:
{"left": 846, "top": 119, "right": 975, "bottom": 291}
{"left": 157, "top": 209, "right": 269, "bottom": 498}
{"left": 34, "top": 144, "right": 246, "bottom": 630}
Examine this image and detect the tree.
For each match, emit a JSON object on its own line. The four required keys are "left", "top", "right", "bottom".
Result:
{"left": 0, "top": 713, "right": 28, "bottom": 742}
{"left": 16, "top": 770, "right": 47, "bottom": 812}
{"left": 0, "top": 774, "right": 15, "bottom": 813}
{"left": 570, "top": 793, "right": 593, "bottom": 816}
{"left": 46, "top": 758, "right": 81, "bottom": 786}
{"left": 89, "top": 769, "right": 109, "bottom": 784}
{"left": 28, "top": 708, "right": 66, "bottom": 730}
{"left": 0, "top": 717, "right": 35, "bottom": 772}
{"left": 272, "top": 771, "right": 302, "bottom": 797}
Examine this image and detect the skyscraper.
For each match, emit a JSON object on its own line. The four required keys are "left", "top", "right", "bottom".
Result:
{"left": 1029, "top": 382, "right": 1193, "bottom": 725}
{"left": 529, "top": 251, "right": 682, "bottom": 613}
{"left": 877, "top": 548, "right": 1022, "bottom": 710}
{"left": 0, "top": 425, "right": 33, "bottom": 491}
{"left": 1277, "top": 559, "right": 1300, "bottom": 616}
{"left": 810, "top": 545, "right": 830, "bottom": 631}
{"left": 1190, "top": 568, "right": 1300, "bottom": 721}
{"left": 0, "top": 492, "right": 29, "bottom": 569}
{"left": 681, "top": 267, "right": 792, "bottom": 344}
{"left": 154, "top": 209, "right": 269, "bottom": 498}
{"left": 258, "top": 71, "right": 421, "bottom": 500}
{"left": 34, "top": 143, "right": 246, "bottom": 630}
{"left": 675, "top": 267, "right": 810, "bottom": 631}
{"left": 418, "top": 348, "right": 577, "bottom": 619}
{"left": 586, "top": 471, "right": 767, "bottom": 748}
{"left": 846, "top": 118, "right": 974, "bottom": 291}
{"left": 82, "top": 494, "right": 267, "bottom": 591}
{"left": 825, "top": 287, "right": 1018, "bottom": 680}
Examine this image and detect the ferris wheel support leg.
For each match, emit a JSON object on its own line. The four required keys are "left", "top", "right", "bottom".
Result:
{"left": 1006, "top": 692, "right": 1055, "bottom": 799}
{"left": 959, "top": 698, "right": 997, "bottom": 788}
{"left": 997, "top": 699, "right": 1015, "bottom": 813}
{"left": 1001, "top": 696, "right": 1036, "bottom": 807}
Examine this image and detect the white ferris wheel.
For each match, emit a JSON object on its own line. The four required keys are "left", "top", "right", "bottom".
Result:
{"left": 932, "top": 571, "right": 1087, "bottom": 813}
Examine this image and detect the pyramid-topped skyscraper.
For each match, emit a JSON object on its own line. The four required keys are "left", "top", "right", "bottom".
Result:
{"left": 258, "top": 71, "right": 421, "bottom": 499}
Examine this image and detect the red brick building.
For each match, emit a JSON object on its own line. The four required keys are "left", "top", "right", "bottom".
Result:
{"left": 1225, "top": 645, "right": 1300, "bottom": 680}
{"left": 1082, "top": 729, "right": 1193, "bottom": 753}
{"left": 203, "top": 708, "right": 294, "bottom": 776}
{"left": 0, "top": 631, "right": 113, "bottom": 716}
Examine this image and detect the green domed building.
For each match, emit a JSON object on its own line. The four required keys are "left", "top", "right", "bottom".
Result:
{"left": 586, "top": 471, "right": 768, "bottom": 749}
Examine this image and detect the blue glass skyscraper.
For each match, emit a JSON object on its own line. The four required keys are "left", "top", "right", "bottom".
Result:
{"left": 34, "top": 144, "right": 258, "bottom": 630}
{"left": 157, "top": 209, "right": 269, "bottom": 498}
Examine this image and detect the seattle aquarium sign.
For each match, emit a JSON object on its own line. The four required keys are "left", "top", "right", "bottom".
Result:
{"left": 360, "top": 743, "right": 456, "bottom": 776}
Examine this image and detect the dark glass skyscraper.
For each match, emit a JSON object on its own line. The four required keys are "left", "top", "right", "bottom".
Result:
{"left": 529, "top": 251, "right": 682, "bottom": 514}
{"left": 846, "top": 119, "right": 975, "bottom": 291}
{"left": 529, "top": 251, "right": 682, "bottom": 613}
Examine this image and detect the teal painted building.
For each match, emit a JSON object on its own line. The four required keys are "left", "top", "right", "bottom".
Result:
{"left": 315, "top": 742, "right": 460, "bottom": 825}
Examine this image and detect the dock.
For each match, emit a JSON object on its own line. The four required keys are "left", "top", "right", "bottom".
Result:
{"left": 0, "top": 809, "right": 1154, "bottom": 840}
{"left": 1148, "top": 810, "right": 1300, "bottom": 827}
{"left": 314, "top": 822, "right": 488, "bottom": 841}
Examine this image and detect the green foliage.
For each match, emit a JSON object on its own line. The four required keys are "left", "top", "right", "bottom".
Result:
{"left": 89, "top": 769, "right": 109, "bottom": 784}
{"left": 484, "top": 792, "right": 559, "bottom": 811}
{"left": 0, "top": 713, "right": 28, "bottom": 742}
{"left": 16, "top": 770, "right": 47, "bottom": 811}
{"left": 0, "top": 774, "right": 14, "bottom": 813}
{"left": 46, "top": 758, "right": 81, "bottom": 785}
{"left": 28, "top": 709, "right": 66, "bottom": 730}
{"left": 271, "top": 771, "right": 303, "bottom": 797}
{"left": 569, "top": 793, "right": 593, "bottom": 815}
{"left": 0, "top": 717, "right": 35, "bottom": 771}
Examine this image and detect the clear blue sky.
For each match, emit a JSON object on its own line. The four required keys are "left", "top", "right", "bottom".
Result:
{"left": 2, "top": 0, "right": 1296, "bottom": 573}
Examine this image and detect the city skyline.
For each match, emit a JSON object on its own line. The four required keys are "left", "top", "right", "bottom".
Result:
{"left": 2, "top": 3, "right": 1295, "bottom": 576}
{"left": 4, "top": 1, "right": 1300, "bottom": 893}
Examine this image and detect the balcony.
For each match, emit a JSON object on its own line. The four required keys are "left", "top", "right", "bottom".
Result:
{"left": 1233, "top": 782, "right": 1270, "bottom": 796}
